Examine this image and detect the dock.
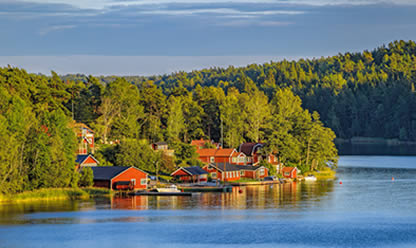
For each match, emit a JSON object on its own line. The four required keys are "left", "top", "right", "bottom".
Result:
{"left": 130, "top": 191, "right": 194, "bottom": 196}
{"left": 230, "top": 180, "right": 284, "bottom": 186}
{"left": 179, "top": 186, "right": 233, "bottom": 193}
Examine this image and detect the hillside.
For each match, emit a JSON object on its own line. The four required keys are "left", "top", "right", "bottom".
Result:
{"left": 63, "top": 40, "right": 416, "bottom": 142}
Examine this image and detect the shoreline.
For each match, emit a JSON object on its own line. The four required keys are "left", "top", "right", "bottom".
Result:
{"left": 0, "top": 187, "right": 112, "bottom": 204}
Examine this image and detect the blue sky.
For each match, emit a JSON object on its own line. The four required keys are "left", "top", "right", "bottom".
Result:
{"left": 1, "top": 0, "right": 416, "bottom": 75}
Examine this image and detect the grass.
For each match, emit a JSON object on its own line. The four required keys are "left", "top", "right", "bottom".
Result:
{"left": 309, "top": 167, "right": 336, "bottom": 180}
{"left": 0, "top": 187, "right": 112, "bottom": 204}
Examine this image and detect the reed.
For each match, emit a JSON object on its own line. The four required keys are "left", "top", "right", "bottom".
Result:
{"left": 0, "top": 187, "right": 111, "bottom": 204}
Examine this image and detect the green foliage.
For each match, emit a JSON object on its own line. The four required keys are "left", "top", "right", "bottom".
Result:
{"left": 79, "top": 167, "right": 94, "bottom": 187}
{"left": 14, "top": 40, "right": 416, "bottom": 192}
{"left": 171, "top": 142, "right": 202, "bottom": 167}
{"left": 0, "top": 68, "right": 77, "bottom": 194}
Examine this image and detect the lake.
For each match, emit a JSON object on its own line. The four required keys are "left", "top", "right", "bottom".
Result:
{"left": 1, "top": 156, "right": 416, "bottom": 248}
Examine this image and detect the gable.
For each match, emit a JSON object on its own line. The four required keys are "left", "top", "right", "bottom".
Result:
{"left": 82, "top": 156, "right": 98, "bottom": 165}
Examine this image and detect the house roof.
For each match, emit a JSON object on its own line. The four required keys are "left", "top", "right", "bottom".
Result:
{"left": 171, "top": 166, "right": 208, "bottom": 176}
{"left": 215, "top": 148, "right": 236, "bottom": 157}
{"left": 239, "top": 143, "right": 265, "bottom": 156}
{"left": 183, "top": 166, "right": 208, "bottom": 175}
{"left": 196, "top": 148, "right": 218, "bottom": 157}
{"left": 154, "top": 141, "right": 168, "bottom": 146}
{"left": 191, "top": 139, "right": 208, "bottom": 147}
{"left": 91, "top": 166, "right": 131, "bottom": 180}
{"left": 236, "top": 165, "right": 267, "bottom": 171}
{"left": 76, "top": 154, "right": 99, "bottom": 165}
{"left": 208, "top": 162, "right": 239, "bottom": 171}
{"left": 196, "top": 148, "right": 237, "bottom": 157}
{"left": 282, "top": 167, "right": 296, "bottom": 173}
{"left": 206, "top": 163, "right": 267, "bottom": 172}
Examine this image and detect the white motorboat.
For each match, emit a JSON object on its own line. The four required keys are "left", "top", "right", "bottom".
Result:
{"left": 155, "top": 185, "right": 181, "bottom": 192}
{"left": 304, "top": 174, "right": 317, "bottom": 181}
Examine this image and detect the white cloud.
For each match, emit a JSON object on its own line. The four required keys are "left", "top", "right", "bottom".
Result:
{"left": 138, "top": 8, "right": 304, "bottom": 16}
{"left": 13, "top": 0, "right": 416, "bottom": 10}
{"left": 218, "top": 19, "right": 293, "bottom": 26}
{"left": 39, "top": 25, "right": 76, "bottom": 35}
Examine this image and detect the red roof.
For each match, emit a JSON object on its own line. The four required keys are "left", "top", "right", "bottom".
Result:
{"left": 239, "top": 143, "right": 265, "bottom": 156}
{"left": 191, "top": 139, "right": 208, "bottom": 147}
{"left": 196, "top": 149, "right": 218, "bottom": 157}
{"left": 282, "top": 167, "right": 296, "bottom": 173}
{"left": 196, "top": 148, "right": 239, "bottom": 157}
{"left": 214, "top": 148, "right": 236, "bottom": 157}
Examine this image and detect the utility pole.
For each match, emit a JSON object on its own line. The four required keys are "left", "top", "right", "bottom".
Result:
{"left": 220, "top": 117, "right": 223, "bottom": 148}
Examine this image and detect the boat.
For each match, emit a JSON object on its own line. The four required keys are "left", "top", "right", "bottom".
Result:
{"left": 154, "top": 185, "right": 180, "bottom": 193}
{"left": 304, "top": 174, "right": 317, "bottom": 181}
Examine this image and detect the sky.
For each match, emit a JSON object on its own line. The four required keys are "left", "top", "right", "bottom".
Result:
{"left": 1, "top": 0, "right": 416, "bottom": 76}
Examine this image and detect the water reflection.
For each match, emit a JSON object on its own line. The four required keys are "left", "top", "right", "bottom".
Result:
{"left": 0, "top": 181, "right": 335, "bottom": 224}
{"left": 108, "top": 181, "right": 335, "bottom": 211}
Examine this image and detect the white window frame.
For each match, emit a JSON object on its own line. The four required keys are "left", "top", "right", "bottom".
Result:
{"left": 140, "top": 178, "right": 147, "bottom": 185}
{"left": 260, "top": 168, "right": 265, "bottom": 176}
{"left": 131, "top": 179, "right": 136, "bottom": 186}
{"left": 210, "top": 156, "right": 215, "bottom": 163}
{"left": 211, "top": 172, "right": 217, "bottom": 179}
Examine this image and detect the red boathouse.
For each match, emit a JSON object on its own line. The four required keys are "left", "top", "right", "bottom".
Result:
{"left": 91, "top": 166, "right": 148, "bottom": 190}
{"left": 282, "top": 167, "right": 297, "bottom": 179}
{"left": 171, "top": 166, "right": 208, "bottom": 183}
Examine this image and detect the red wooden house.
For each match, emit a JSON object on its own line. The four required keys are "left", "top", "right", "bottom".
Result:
{"left": 203, "top": 163, "right": 241, "bottom": 182}
{"left": 91, "top": 166, "right": 148, "bottom": 190}
{"left": 171, "top": 166, "right": 208, "bottom": 183}
{"left": 239, "top": 142, "right": 280, "bottom": 170}
{"left": 238, "top": 142, "right": 265, "bottom": 165}
{"left": 196, "top": 148, "right": 249, "bottom": 165}
{"left": 237, "top": 165, "right": 269, "bottom": 179}
{"left": 76, "top": 154, "right": 99, "bottom": 170}
{"left": 282, "top": 167, "right": 297, "bottom": 179}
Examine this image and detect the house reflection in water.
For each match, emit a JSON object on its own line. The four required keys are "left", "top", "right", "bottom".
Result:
{"left": 107, "top": 181, "right": 335, "bottom": 210}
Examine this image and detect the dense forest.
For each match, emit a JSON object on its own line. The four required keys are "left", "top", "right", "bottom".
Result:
{"left": 0, "top": 63, "right": 337, "bottom": 193}
{"left": 6, "top": 39, "right": 415, "bottom": 194}
{"left": 64, "top": 40, "right": 416, "bottom": 141}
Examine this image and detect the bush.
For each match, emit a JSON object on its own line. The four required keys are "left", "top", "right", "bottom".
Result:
{"left": 79, "top": 167, "right": 94, "bottom": 187}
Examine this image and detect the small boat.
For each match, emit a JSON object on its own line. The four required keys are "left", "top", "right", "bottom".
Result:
{"left": 154, "top": 185, "right": 180, "bottom": 193}
{"left": 304, "top": 174, "right": 317, "bottom": 181}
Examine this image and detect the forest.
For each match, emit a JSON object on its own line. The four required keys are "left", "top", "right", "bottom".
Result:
{"left": 64, "top": 40, "right": 416, "bottom": 141}
{"left": 4, "top": 39, "right": 415, "bottom": 194}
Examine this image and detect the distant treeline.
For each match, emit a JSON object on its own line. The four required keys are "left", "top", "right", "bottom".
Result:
{"left": 63, "top": 40, "right": 416, "bottom": 142}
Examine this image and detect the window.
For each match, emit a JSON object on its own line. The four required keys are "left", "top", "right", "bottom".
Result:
{"left": 240, "top": 171, "right": 245, "bottom": 176}
{"left": 284, "top": 172, "right": 290, "bottom": 176}
{"left": 140, "top": 178, "right": 147, "bottom": 185}
{"left": 210, "top": 156, "right": 215, "bottom": 163}
{"left": 131, "top": 179, "right": 136, "bottom": 186}
{"left": 211, "top": 172, "right": 217, "bottom": 179}
{"left": 260, "top": 168, "right": 265, "bottom": 176}
{"left": 232, "top": 157, "right": 237, "bottom": 163}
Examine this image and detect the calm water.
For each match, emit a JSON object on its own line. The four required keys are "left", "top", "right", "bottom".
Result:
{"left": 1, "top": 156, "right": 416, "bottom": 248}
